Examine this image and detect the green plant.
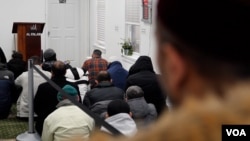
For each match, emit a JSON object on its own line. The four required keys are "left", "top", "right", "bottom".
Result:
{"left": 120, "top": 38, "right": 133, "bottom": 55}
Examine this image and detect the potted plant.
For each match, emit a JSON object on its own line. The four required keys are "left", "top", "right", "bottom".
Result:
{"left": 120, "top": 38, "right": 133, "bottom": 56}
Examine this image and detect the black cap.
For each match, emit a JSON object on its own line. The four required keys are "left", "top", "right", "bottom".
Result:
{"left": 44, "top": 48, "right": 56, "bottom": 60}
{"left": 107, "top": 100, "right": 130, "bottom": 117}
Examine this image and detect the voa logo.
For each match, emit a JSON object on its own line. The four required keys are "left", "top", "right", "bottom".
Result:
{"left": 226, "top": 129, "right": 246, "bottom": 136}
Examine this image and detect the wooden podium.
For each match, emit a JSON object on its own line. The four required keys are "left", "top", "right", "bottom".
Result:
{"left": 12, "top": 22, "right": 45, "bottom": 62}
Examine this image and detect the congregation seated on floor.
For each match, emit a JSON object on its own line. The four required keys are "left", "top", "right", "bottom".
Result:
{"left": 0, "top": 47, "right": 167, "bottom": 140}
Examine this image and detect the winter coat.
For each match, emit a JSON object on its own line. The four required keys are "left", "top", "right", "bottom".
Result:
{"left": 90, "top": 100, "right": 112, "bottom": 118}
{"left": 83, "top": 81, "right": 124, "bottom": 108}
{"left": 0, "top": 63, "right": 14, "bottom": 119}
{"left": 16, "top": 65, "right": 51, "bottom": 118}
{"left": 7, "top": 58, "right": 26, "bottom": 79}
{"left": 101, "top": 113, "right": 137, "bottom": 137}
{"left": 127, "top": 97, "right": 157, "bottom": 127}
{"left": 126, "top": 56, "right": 167, "bottom": 115}
{"left": 42, "top": 60, "right": 55, "bottom": 72}
{"left": 42, "top": 99, "right": 95, "bottom": 141}
{"left": 34, "top": 77, "right": 81, "bottom": 135}
{"left": 107, "top": 61, "right": 128, "bottom": 90}
{"left": 0, "top": 47, "right": 6, "bottom": 64}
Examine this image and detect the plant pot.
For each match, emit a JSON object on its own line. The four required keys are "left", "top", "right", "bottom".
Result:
{"left": 124, "top": 49, "right": 130, "bottom": 55}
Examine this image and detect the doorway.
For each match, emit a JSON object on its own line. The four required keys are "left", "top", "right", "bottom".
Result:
{"left": 46, "top": 0, "right": 81, "bottom": 67}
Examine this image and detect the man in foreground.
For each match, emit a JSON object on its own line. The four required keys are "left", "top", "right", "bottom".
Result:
{"left": 82, "top": 0, "right": 250, "bottom": 141}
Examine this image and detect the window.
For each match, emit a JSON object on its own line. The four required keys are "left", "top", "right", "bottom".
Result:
{"left": 96, "top": 0, "right": 105, "bottom": 47}
{"left": 125, "top": 0, "right": 141, "bottom": 53}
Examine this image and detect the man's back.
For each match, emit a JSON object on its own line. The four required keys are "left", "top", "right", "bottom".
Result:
{"left": 83, "top": 81, "right": 124, "bottom": 107}
{"left": 34, "top": 61, "right": 81, "bottom": 134}
{"left": 34, "top": 76, "right": 81, "bottom": 135}
{"left": 0, "top": 63, "right": 14, "bottom": 119}
{"left": 126, "top": 71, "right": 166, "bottom": 116}
{"left": 107, "top": 61, "right": 128, "bottom": 90}
{"left": 42, "top": 100, "right": 95, "bottom": 141}
{"left": 82, "top": 58, "right": 108, "bottom": 88}
{"left": 16, "top": 65, "right": 51, "bottom": 118}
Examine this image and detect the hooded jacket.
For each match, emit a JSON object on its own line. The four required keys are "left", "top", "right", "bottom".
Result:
{"left": 101, "top": 113, "right": 137, "bottom": 137}
{"left": 126, "top": 56, "right": 167, "bottom": 115}
{"left": 107, "top": 61, "right": 128, "bottom": 91}
{"left": 0, "top": 63, "right": 14, "bottom": 119}
{"left": 127, "top": 97, "right": 157, "bottom": 127}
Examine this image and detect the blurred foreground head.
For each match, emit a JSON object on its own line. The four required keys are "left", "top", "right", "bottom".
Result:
{"left": 156, "top": 0, "right": 250, "bottom": 107}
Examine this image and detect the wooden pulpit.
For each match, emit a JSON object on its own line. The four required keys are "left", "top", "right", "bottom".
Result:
{"left": 12, "top": 22, "right": 45, "bottom": 62}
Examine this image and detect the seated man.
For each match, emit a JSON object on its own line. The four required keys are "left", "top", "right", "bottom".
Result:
{"left": 82, "top": 49, "right": 108, "bottom": 89}
{"left": 125, "top": 86, "right": 157, "bottom": 128}
{"left": 42, "top": 85, "right": 95, "bottom": 141}
{"left": 34, "top": 61, "right": 81, "bottom": 135}
{"left": 16, "top": 56, "right": 51, "bottom": 119}
{"left": 107, "top": 58, "right": 128, "bottom": 91}
{"left": 0, "top": 62, "right": 14, "bottom": 119}
{"left": 7, "top": 51, "right": 27, "bottom": 80}
{"left": 42, "top": 48, "right": 57, "bottom": 72}
{"left": 83, "top": 71, "right": 124, "bottom": 116}
{"left": 101, "top": 99, "right": 137, "bottom": 137}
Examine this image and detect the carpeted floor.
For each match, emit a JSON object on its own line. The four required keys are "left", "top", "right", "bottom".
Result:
{"left": 0, "top": 104, "right": 28, "bottom": 140}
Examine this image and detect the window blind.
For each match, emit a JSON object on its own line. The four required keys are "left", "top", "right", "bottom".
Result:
{"left": 97, "top": 0, "right": 105, "bottom": 43}
{"left": 126, "top": 0, "right": 140, "bottom": 24}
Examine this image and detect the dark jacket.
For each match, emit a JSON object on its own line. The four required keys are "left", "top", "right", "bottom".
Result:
{"left": 127, "top": 97, "right": 157, "bottom": 127}
{"left": 42, "top": 61, "right": 55, "bottom": 72}
{"left": 34, "top": 76, "right": 81, "bottom": 135}
{"left": 0, "top": 63, "right": 14, "bottom": 119}
{"left": 83, "top": 81, "right": 124, "bottom": 108}
{"left": 7, "top": 58, "right": 26, "bottom": 79}
{"left": 90, "top": 100, "right": 112, "bottom": 118}
{"left": 0, "top": 47, "right": 7, "bottom": 64}
{"left": 126, "top": 56, "right": 167, "bottom": 116}
{"left": 107, "top": 61, "right": 128, "bottom": 90}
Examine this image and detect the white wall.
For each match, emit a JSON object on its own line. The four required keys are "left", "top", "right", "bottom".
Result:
{"left": 0, "top": 0, "right": 160, "bottom": 73}
{"left": 89, "top": 0, "right": 160, "bottom": 73}
{"left": 0, "top": 0, "right": 46, "bottom": 60}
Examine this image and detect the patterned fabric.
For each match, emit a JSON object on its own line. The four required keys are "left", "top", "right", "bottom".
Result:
{"left": 82, "top": 58, "right": 108, "bottom": 88}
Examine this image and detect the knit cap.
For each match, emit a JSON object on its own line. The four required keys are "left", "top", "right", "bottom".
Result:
{"left": 44, "top": 48, "right": 56, "bottom": 60}
{"left": 57, "top": 85, "right": 78, "bottom": 101}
